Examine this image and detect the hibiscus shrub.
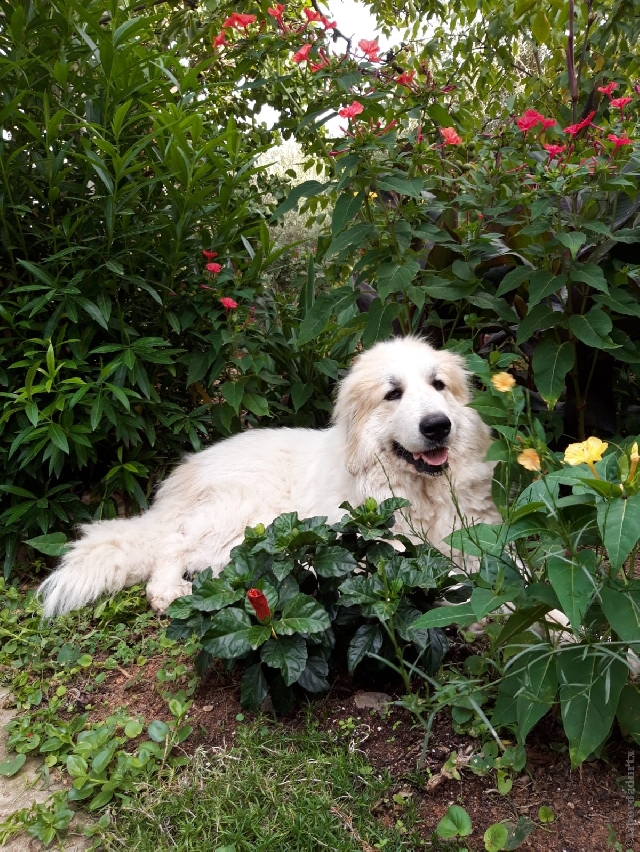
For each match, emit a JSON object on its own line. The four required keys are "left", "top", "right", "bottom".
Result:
{"left": 166, "top": 498, "right": 458, "bottom": 714}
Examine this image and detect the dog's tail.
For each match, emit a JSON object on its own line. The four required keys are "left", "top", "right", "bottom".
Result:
{"left": 38, "top": 516, "right": 154, "bottom": 618}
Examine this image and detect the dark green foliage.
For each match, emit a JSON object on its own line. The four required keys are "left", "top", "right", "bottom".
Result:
{"left": 167, "top": 498, "right": 454, "bottom": 711}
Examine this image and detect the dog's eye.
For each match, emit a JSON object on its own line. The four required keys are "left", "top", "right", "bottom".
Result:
{"left": 433, "top": 379, "right": 446, "bottom": 392}
{"left": 384, "top": 387, "right": 403, "bottom": 401}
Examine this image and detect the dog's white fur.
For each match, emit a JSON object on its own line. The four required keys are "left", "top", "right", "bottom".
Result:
{"left": 39, "top": 337, "right": 500, "bottom": 617}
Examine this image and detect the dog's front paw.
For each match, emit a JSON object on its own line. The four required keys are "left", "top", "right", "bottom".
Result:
{"left": 146, "top": 581, "right": 192, "bottom": 614}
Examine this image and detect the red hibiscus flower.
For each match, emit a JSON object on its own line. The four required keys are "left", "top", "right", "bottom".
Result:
{"left": 563, "top": 110, "right": 596, "bottom": 136}
{"left": 597, "top": 82, "right": 618, "bottom": 96}
{"left": 303, "top": 8, "right": 322, "bottom": 21}
{"left": 516, "top": 111, "right": 541, "bottom": 132}
{"left": 395, "top": 70, "right": 415, "bottom": 87}
{"left": 206, "top": 262, "right": 222, "bottom": 273}
{"left": 609, "top": 96, "right": 634, "bottom": 111}
{"left": 220, "top": 296, "right": 238, "bottom": 310}
{"left": 247, "top": 588, "right": 270, "bottom": 621}
{"left": 338, "top": 100, "right": 364, "bottom": 119}
{"left": 202, "top": 250, "right": 218, "bottom": 260}
{"left": 222, "top": 12, "right": 257, "bottom": 29}
{"left": 358, "top": 38, "right": 380, "bottom": 62}
{"left": 607, "top": 133, "right": 633, "bottom": 149}
{"left": 292, "top": 43, "right": 312, "bottom": 63}
{"left": 268, "top": 4, "right": 285, "bottom": 18}
{"left": 440, "top": 126, "right": 463, "bottom": 145}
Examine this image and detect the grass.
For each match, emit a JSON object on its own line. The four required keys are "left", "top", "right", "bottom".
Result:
{"left": 0, "top": 579, "right": 422, "bottom": 850}
{"left": 96, "top": 720, "right": 422, "bottom": 852}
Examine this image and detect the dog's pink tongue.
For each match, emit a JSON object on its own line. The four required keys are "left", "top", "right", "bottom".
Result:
{"left": 413, "top": 448, "right": 449, "bottom": 466}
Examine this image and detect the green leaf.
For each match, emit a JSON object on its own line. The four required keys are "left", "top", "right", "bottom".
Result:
{"left": 314, "top": 546, "right": 358, "bottom": 577}
{"left": 570, "top": 263, "right": 609, "bottom": 294}
{"left": 0, "top": 754, "right": 26, "bottom": 777}
{"left": 242, "top": 392, "right": 269, "bottom": 418}
{"left": 297, "top": 287, "right": 354, "bottom": 346}
{"left": 201, "top": 609, "right": 253, "bottom": 659}
{"left": 260, "top": 635, "right": 307, "bottom": 685}
{"left": 484, "top": 822, "right": 509, "bottom": 852}
{"left": 124, "top": 720, "right": 144, "bottom": 738}
{"left": 531, "top": 338, "right": 575, "bottom": 410}
{"left": 531, "top": 10, "right": 550, "bottom": 43}
{"left": 190, "top": 578, "right": 245, "bottom": 612}
{"left": 326, "top": 222, "right": 376, "bottom": 258}
{"left": 48, "top": 423, "right": 69, "bottom": 453}
{"left": 597, "top": 491, "right": 640, "bottom": 571}
{"left": 409, "top": 602, "right": 477, "bottom": 630}
{"left": 376, "top": 174, "right": 424, "bottom": 197}
{"left": 446, "top": 522, "right": 506, "bottom": 558}
{"left": 555, "top": 231, "right": 586, "bottom": 258}
{"left": 515, "top": 304, "right": 558, "bottom": 346}
{"left": 436, "top": 805, "right": 473, "bottom": 838}
{"left": 568, "top": 308, "right": 617, "bottom": 349}
{"left": 147, "top": 720, "right": 170, "bottom": 742}
{"left": 220, "top": 381, "right": 244, "bottom": 414}
{"left": 291, "top": 381, "right": 314, "bottom": 412}
{"left": 332, "top": 192, "right": 364, "bottom": 235}
{"left": 528, "top": 272, "right": 565, "bottom": 307}
{"left": 375, "top": 260, "right": 421, "bottom": 300}
{"left": 495, "top": 265, "right": 531, "bottom": 297}
{"left": 347, "top": 623, "right": 383, "bottom": 672}
{"left": 547, "top": 550, "right": 596, "bottom": 632}
{"left": 600, "top": 581, "right": 640, "bottom": 643}
{"left": 297, "top": 655, "right": 330, "bottom": 692}
{"left": 66, "top": 755, "right": 88, "bottom": 778}
{"left": 25, "top": 532, "right": 68, "bottom": 556}
{"left": 515, "top": 647, "right": 558, "bottom": 741}
{"left": 361, "top": 299, "right": 402, "bottom": 348}
{"left": 616, "top": 684, "right": 640, "bottom": 744}
{"left": 470, "top": 588, "right": 513, "bottom": 620}
{"left": 240, "top": 663, "right": 268, "bottom": 711}
{"left": 274, "top": 594, "right": 330, "bottom": 636}
{"left": 557, "top": 645, "right": 627, "bottom": 767}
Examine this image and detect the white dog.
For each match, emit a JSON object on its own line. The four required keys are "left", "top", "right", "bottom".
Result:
{"left": 39, "top": 337, "right": 500, "bottom": 617}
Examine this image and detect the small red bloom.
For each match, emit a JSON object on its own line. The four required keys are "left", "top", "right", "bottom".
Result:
{"left": 538, "top": 117, "right": 556, "bottom": 130}
{"left": 440, "top": 126, "right": 462, "bottom": 145}
{"left": 440, "top": 84, "right": 457, "bottom": 93}
{"left": 516, "top": 113, "right": 539, "bottom": 132}
{"left": 395, "top": 70, "right": 415, "bottom": 87}
{"left": 303, "top": 8, "right": 322, "bottom": 21}
{"left": 310, "top": 52, "right": 330, "bottom": 72}
{"left": 607, "top": 133, "right": 633, "bottom": 149}
{"left": 268, "top": 4, "right": 285, "bottom": 18}
{"left": 292, "top": 43, "right": 312, "bottom": 63}
{"left": 247, "top": 588, "right": 270, "bottom": 621}
{"left": 563, "top": 110, "right": 596, "bottom": 136}
{"left": 322, "top": 18, "right": 336, "bottom": 29}
{"left": 213, "top": 32, "right": 226, "bottom": 47}
{"left": 206, "top": 262, "right": 222, "bottom": 273}
{"left": 358, "top": 38, "right": 380, "bottom": 62}
{"left": 543, "top": 143, "right": 566, "bottom": 159}
{"left": 200, "top": 284, "right": 213, "bottom": 291}
{"left": 220, "top": 296, "right": 238, "bottom": 310}
{"left": 222, "top": 12, "right": 257, "bottom": 29}
{"left": 202, "top": 250, "right": 218, "bottom": 260}
{"left": 609, "top": 96, "right": 633, "bottom": 110}
{"left": 338, "top": 100, "right": 364, "bottom": 119}
{"left": 597, "top": 82, "right": 618, "bottom": 95}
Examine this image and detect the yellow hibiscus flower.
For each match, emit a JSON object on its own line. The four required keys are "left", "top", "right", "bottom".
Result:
{"left": 491, "top": 372, "right": 516, "bottom": 393}
{"left": 563, "top": 436, "right": 608, "bottom": 478}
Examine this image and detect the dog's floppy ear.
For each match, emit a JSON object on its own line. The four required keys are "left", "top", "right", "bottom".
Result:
{"left": 332, "top": 353, "right": 381, "bottom": 475}
{"left": 438, "top": 351, "right": 471, "bottom": 404}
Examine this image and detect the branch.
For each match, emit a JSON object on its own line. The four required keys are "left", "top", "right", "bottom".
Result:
{"left": 311, "top": 0, "right": 352, "bottom": 54}
{"left": 99, "top": 0, "right": 196, "bottom": 26}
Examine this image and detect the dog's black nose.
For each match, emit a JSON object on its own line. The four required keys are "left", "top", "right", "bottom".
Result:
{"left": 419, "top": 414, "right": 451, "bottom": 443}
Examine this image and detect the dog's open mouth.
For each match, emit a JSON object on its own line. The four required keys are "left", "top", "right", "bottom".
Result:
{"left": 393, "top": 442, "right": 449, "bottom": 475}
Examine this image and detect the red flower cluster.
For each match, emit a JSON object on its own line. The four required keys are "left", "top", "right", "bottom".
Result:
{"left": 607, "top": 133, "right": 633, "bottom": 149}
{"left": 222, "top": 12, "right": 256, "bottom": 29}
{"left": 543, "top": 143, "right": 566, "bottom": 160}
{"left": 610, "top": 96, "right": 634, "bottom": 111}
{"left": 220, "top": 296, "right": 238, "bottom": 310}
{"left": 202, "top": 250, "right": 218, "bottom": 260}
{"left": 358, "top": 38, "right": 380, "bottom": 62}
{"left": 339, "top": 100, "right": 364, "bottom": 119}
{"left": 247, "top": 588, "right": 270, "bottom": 620}
{"left": 516, "top": 109, "right": 556, "bottom": 133}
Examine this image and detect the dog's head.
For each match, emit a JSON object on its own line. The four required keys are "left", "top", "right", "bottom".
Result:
{"left": 333, "top": 338, "right": 476, "bottom": 479}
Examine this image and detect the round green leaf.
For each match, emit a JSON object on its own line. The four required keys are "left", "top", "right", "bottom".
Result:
{"left": 484, "top": 821, "right": 508, "bottom": 851}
